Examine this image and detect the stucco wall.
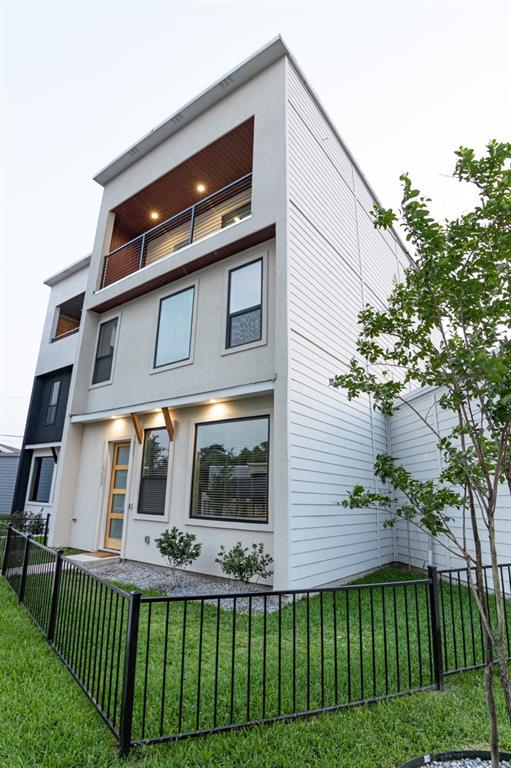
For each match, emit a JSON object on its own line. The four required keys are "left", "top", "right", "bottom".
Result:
{"left": 79, "top": 240, "right": 276, "bottom": 416}
{"left": 66, "top": 394, "right": 275, "bottom": 583}
{"left": 35, "top": 264, "right": 88, "bottom": 377}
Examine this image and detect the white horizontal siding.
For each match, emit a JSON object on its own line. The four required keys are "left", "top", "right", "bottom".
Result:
{"left": 391, "top": 388, "right": 511, "bottom": 581}
{"left": 286, "top": 62, "right": 409, "bottom": 586}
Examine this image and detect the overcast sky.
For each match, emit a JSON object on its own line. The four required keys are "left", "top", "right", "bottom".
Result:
{"left": 1, "top": 0, "right": 510, "bottom": 448}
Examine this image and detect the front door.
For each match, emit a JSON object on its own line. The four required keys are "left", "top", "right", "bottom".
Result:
{"left": 104, "top": 442, "right": 130, "bottom": 550}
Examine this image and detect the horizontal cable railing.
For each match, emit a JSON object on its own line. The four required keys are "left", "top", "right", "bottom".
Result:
{"left": 51, "top": 326, "right": 80, "bottom": 342}
{"left": 2, "top": 526, "right": 511, "bottom": 757}
{"left": 101, "top": 173, "right": 252, "bottom": 288}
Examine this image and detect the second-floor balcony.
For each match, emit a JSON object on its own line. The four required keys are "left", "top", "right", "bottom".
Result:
{"left": 100, "top": 118, "right": 254, "bottom": 289}
{"left": 101, "top": 173, "right": 252, "bottom": 288}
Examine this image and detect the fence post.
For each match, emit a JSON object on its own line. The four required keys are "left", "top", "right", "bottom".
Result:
{"left": 428, "top": 565, "right": 444, "bottom": 690}
{"left": 18, "top": 533, "right": 32, "bottom": 604}
{"left": 47, "top": 550, "right": 64, "bottom": 643}
{"left": 1, "top": 524, "right": 13, "bottom": 576}
{"left": 119, "top": 591, "right": 141, "bottom": 757}
{"left": 43, "top": 514, "right": 50, "bottom": 547}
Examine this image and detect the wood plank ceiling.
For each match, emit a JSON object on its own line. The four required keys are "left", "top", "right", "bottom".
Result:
{"left": 110, "top": 118, "right": 254, "bottom": 250}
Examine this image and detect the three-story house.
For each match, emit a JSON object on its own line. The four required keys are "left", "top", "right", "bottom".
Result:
{"left": 13, "top": 38, "right": 411, "bottom": 590}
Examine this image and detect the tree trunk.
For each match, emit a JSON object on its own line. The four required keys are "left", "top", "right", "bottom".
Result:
{"left": 476, "top": 562, "right": 501, "bottom": 768}
{"left": 488, "top": 521, "right": 511, "bottom": 723}
{"left": 485, "top": 654, "right": 500, "bottom": 768}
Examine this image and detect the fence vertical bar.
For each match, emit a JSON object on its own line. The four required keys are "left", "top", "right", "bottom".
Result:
{"left": 47, "top": 550, "right": 64, "bottom": 642}
{"left": 18, "top": 533, "right": 32, "bottom": 604}
{"left": 1, "top": 524, "right": 12, "bottom": 576}
{"left": 43, "top": 513, "right": 50, "bottom": 546}
{"left": 428, "top": 566, "right": 444, "bottom": 690}
{"left": 119, "top": 591, "right": 141, "bottom": 757}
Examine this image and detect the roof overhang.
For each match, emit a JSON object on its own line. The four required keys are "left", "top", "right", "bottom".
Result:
{"left": 44, "top": 254, "right": 91, "bottom": 287}
{"left": 93, "top": 36, "right": 287, "bottom": 187}
{"left": 70, "top": 380, "right": 275, "bottom": 424}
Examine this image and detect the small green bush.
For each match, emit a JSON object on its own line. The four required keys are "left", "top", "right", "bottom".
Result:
{"left": 11, "top": 510, "right": 45, "bottom": 535}
{"left": 154, "top": 527, "right": 202, "bottom": 570}
{"left": 215, "top": 542, "right": 273, "bottom": 584}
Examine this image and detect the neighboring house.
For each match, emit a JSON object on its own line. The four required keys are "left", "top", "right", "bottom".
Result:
{"left": 13, "top": 37, "right": 415, "bottom": 589}
{"left": 0, "top": 444, "right": 20, "bottom": 515}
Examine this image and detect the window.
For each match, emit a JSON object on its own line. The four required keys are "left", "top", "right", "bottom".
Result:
{"left": 226, "top": 258, "right": 262, "bottom": 348}
{"left": 154, "top": 286, "right": 195, "bottom": 368}
{"left": 138, "top": 429, "right": 170, "bottom": 516}
{"left": 191, "top": 416, "right": 269, "bottom": 523}
{"left": 45, "top": 379, "right": 61, "bottom": 424}
{"left": 30, "top": 456, "right": 55, "bottom": 503}
{"left": 221, "top": 202, "right": 251, "bottom": 229}
{"left": 92, "top": 317, "right": 118, "bottom": 384}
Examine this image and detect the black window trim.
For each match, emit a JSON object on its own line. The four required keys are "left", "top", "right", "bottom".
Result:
{"left": 137, "top": 427, "right": 171, "bottom": 517}
{"left": 189, "top": 413, "right": 270, "bottom": 525}
{"left": 44, "top": 378, "right": 62, "bottom": 425}
{"left": 91, "top": 316, "right": 119, "bottom": 386}
{"left": 225, "top": 257, "right": 263, "bottom": 350}
{"left": 29, "top": 454, "right": 55, "bottom": 504}
{"left": 153, "top": 284, "right": 196, "bottom": 370}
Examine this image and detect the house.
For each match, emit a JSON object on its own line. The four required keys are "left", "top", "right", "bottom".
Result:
{"left": 13, "top": 37, "right": 414, "bottom": 590}
{"left": 0, "top": 444, "right": 20, "bottom": 515}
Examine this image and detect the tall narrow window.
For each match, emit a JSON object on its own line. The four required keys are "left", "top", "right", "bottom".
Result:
{"left": 30, "top": 456, "right": 55, "bottom": 503}
{"left": 92, "top": 317, "right": 118, "bottom": 384}
{"left": 138, "top": 428, "right": 170, "bottom": 516}
{"left": 226, "top": 259, "right": 262, "bottom": 348}
{"left": 191, "top": 415, "right": 269, "bottom": 523}
{"left": 154, "top": 286, "right": 195, "bottom": 368}
{"left": 45, "top": 379, "right": 61, "bottom": 424}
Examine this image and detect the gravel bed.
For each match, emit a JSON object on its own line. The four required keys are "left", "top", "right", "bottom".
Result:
{"left": 80, "top": 558, "right": 281, "bottom": 613}
{"left": 427, "top": 761, "right": 510, "bottom": 768}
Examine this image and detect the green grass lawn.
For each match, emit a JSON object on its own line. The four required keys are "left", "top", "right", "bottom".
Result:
{"left": 2, "top": 575, "right": 511, "bottom": 768}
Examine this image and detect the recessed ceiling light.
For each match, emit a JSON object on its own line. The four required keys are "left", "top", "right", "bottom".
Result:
{"left": 150, "top": 211, "right": 159, "bottom": 221}
{"left": 196, "top": 183, "right": 206, "bottom": 193}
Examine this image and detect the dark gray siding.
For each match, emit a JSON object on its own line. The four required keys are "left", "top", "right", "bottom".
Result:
{"left": 0, "top": 454, "right": 20, "bottom": 514}
{"left": 12, "top": 365, "right": 72, "bottom": 512}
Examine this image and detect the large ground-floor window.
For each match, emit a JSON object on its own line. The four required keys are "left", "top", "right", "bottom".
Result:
{"left": 190, "top": 415, "right": 269, "bottom": 524}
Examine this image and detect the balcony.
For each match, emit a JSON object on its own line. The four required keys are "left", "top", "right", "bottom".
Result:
{"left": 100, "top": 118, "right": 254, "bottom": 289}
{"left": 101, "top": 174, "right": 252, "bottom": 288}
{"left": 51, "top": 292, "right": 84, "bottom": 342}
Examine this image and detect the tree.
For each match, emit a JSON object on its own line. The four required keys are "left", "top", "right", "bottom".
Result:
{"left": 330, "top": 141, "right": 511, "bottom": 767}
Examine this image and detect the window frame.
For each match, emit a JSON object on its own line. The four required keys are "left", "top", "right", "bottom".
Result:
{"left": 27, "top": 452, "right": 57, "bottom": 505}
{"left": 221, "top": 251, "right": 268, "bottom": 356}
{"left": 90, "top": 315, "right": 120, "bottom": 388}
{"left": 136, "top": 427, "right": 172, "bottom": 518}
{"left": 45, "top": 378, "right": 61, "bottom": 425}
{"left": 153, "top": 284, "right": 197, "bottom": 371}
{"left": 221, "top": 202, "right": 252, "bottom": 229}
{"left": 189, "top": 414, "right": 270, "bottom": 526}
{"left": 225, "top": 257, "right": 263, "bottom": 350}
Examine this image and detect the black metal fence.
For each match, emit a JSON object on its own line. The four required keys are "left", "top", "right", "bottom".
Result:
{"left": 1, "top": 526, "right": 510, "bottom": 757}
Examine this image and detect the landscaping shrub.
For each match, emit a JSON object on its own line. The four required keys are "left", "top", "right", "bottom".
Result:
{"left": 215, "top": 542, "right": 273, "bottom": 583}
{"left": 154, "top": 527, "right": 202, "bottom": 571}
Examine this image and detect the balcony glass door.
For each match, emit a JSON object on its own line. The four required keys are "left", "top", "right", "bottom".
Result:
{"left": 104, "top": 442, "right": 130, "bottom": 550}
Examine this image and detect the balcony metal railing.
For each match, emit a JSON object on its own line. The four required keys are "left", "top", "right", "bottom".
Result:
{"left": 101, "top": 173, "right": 252, "bottom": 289}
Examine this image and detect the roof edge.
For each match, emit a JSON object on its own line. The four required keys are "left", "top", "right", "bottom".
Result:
{"left": 93, "top": 36, "right": 287, "bottom": 187}
{"left": 44, "top": 254, "right": 91, "bottom": 287}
